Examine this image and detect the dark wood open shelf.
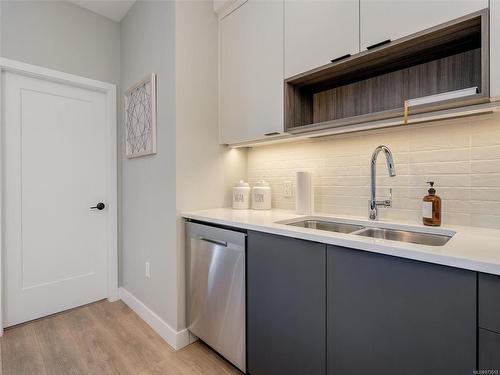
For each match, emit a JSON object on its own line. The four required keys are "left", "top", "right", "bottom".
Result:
{"left": 285, "top": 9, "right": 490, "bottom": 133}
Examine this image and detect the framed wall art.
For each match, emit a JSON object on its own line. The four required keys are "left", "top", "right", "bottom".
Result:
{"left": 124, "top": 73, "right": 157, "bottom": 158}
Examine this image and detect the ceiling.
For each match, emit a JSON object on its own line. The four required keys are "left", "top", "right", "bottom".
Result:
{"left": 68, "top": 0, "right": 136, "bottom": 22}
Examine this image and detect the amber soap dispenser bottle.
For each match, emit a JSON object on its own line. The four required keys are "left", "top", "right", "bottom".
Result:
{"left": 422, "top": 181, "right": 441, "bottom": 226}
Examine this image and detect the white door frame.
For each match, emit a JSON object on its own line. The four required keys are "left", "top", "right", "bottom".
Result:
{"left": 0, "top": 58, "right": 118, "bottom": 335}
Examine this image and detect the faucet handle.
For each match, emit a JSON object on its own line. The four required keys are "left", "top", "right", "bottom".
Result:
{"left": 379, "top": 188, "right": 393, "bottom": 207}
{"left": 386, "top": 188, "right": 393, "bottom": 207}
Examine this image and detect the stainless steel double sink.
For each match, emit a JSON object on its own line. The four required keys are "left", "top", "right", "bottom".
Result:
{"left": 286, "top": 219, "right": 452, "bottom": 246}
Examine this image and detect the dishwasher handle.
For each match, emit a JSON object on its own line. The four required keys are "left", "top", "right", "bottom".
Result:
{"left": 198, "top": 236, "right": 227, "bottom": 247}
{"left": 186, "top": 221, "right": 246, "bottom": 250}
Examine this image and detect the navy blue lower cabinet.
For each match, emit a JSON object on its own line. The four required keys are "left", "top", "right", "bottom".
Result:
{"left": 327, "top": 245, "right": 476, "bottom": 375}
{"left": 247, "top": 231, "right": 326, "bottom": 375}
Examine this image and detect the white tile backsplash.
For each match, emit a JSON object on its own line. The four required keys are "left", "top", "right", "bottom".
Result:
{"left": 247, "top": 113, "right": 500, "bottom": 229}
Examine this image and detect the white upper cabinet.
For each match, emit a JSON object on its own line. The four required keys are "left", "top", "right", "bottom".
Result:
{"left": 284, "top": 0, "right": 360, "bottom": 78}
{"left": 214, "top": 0, "right": 248, "bottom": 19}
{"left": 491, "top": 0, "right": 500, "bottom": 99}
{"left": 360, "top": 0, "right": 488, "bottom": 50}
{"left": 214, "top": 0, "right": 233, "bottom": 14}
{"left": 219, "top": 0, "right": 284, "bottom": 145}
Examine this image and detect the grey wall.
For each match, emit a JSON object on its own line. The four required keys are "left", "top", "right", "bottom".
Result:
{"left": 120, "top": 0, "right": 178, "bottom": 327}
{"left": 0, "top": 0, "right": 120, "bottom": 85}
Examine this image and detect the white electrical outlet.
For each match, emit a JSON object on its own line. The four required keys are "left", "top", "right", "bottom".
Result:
{"left": 145, "top": 262, "right": 151, "bottom": 279}
{"left": 283, "top": 181, "right": 293, "bottom": 198}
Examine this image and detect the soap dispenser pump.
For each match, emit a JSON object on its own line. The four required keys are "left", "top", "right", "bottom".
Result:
{"left": 422, "top": 181, "right": 441, "bottom": 226}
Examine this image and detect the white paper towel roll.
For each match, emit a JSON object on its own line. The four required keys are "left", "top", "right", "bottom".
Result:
{"left": 296, "top": 171, "right": 313, "bottom": 215}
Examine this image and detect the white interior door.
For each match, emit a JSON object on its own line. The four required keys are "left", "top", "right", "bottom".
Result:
{"left": 2, "top": 71, "right": 110, "bottom": 327}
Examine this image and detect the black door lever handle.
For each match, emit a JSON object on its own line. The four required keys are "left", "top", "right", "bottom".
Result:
{"left": 90, "top": 202, "right": 106, "bottom": 210}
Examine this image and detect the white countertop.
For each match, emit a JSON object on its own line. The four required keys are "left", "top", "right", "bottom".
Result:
{"left": 182, "top": 208, "right": 500, "bottom": 275}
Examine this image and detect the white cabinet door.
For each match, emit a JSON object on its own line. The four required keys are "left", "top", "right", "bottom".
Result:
{"left": 285, "top": 0, "right": 359, "bottom": 78}
{"left": 491, "top": 0, "right": 500, "bottom": 99}
{"left": 360, "top": 0, "right": 488, "bottom": 50}
{"left": 220, "top": 0, "right": 283, "bottom": 145}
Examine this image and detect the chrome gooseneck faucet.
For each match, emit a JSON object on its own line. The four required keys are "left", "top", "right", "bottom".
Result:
{"left": 369, "top": 145, "right": 396, "bottom": 220}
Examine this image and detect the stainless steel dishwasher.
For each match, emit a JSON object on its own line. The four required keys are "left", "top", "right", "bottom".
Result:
{"left": 186, "top": 221, "right": 246, "bottom": 372}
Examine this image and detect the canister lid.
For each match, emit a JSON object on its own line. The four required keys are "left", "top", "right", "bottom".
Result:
{"left": 235, "top": 180, "right": 250, "bottom": 188}
{"left": 254, "top": 180, "right": 270, "bottom": 187}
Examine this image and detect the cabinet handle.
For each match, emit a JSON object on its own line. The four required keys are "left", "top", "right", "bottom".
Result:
{"left": 264, "top": 132, "right": 280, "bottom": 136}
{"left": 366, "top": 39, "right": 391, "bottom": 50}
{"left": 330, "top": 54, "right": 352, "bottom": 64}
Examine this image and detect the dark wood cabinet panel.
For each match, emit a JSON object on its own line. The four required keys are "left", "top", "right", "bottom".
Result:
{"left": 479, "top": 273, "right": 500, "bottom": 333}
{"left": 479, "top": 329, "right": 500, "bottom": 371}
{"left": 312, "top": 49, "right": 481, "bottom": 124}
{"left": 247, "top": 231, "right": 326, "bottom": 375}
{"left": 327, "top": 245, "right": 476, "bottom": 375}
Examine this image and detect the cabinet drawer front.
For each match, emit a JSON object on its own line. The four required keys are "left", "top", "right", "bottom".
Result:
{"left": 479, "top": 273, "right": 500, "bottom": 333}
{"left": 247, "top": 231, "right": 326, "bottom": 375}
{"left": 479, "top": 329, "right": 500, "bottom": 371}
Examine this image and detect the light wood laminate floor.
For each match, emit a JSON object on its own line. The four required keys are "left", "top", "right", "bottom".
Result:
{"left": 0, "top": 300, "right": 242, "bottom": 375}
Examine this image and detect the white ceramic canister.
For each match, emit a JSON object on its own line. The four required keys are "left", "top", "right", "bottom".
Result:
{"left": 252, "top": 180, "right": 272, "bottom": 210}
{"left": 233, "top": 180, "right": 251, "bottom": 209}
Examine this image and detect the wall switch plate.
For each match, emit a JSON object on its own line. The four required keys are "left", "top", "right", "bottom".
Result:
{"left": 145, "top": 262, "right": 151, "bottom": 279}
{"left": 283, "top": 181, "right": 293, "bottom": 198}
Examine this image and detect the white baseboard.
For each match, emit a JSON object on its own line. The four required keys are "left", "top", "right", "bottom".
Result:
{"left": 118, "top": 287, "right": 190, "bottom": 350}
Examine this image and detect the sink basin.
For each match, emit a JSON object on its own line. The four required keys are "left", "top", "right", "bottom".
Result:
{"left": 287, "top": 220, "right": 364, "bottom": 234}
{"left": 281, "top": 217, "right": 454, "bottom": 246}
{"left": 355, "top": 227, "right": 451, "bottom": 246}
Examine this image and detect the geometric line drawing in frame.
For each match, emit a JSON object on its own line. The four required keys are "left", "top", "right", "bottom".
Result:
{"left": 124, "top": 73, "right": 157, "bottom": 158}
